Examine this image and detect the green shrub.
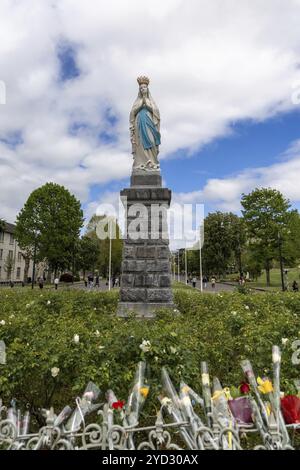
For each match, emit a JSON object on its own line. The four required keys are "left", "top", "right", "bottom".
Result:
{"left": 0, "top": 288, "right": 299, "bottom": 427}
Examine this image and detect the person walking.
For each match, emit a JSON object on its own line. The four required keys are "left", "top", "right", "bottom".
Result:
{"left": 203, "top": 276, "right": 208, "bottom": 289}
{"left": 192, "top": 276, "right": 197, "bottom": 288}
{"left": 95, "top": 276, "right": 100, "bottom": 288}
{"left": 292, "top": 280, "right": 299, "bottom": 292}
{"left": 54, "top": 277, "right": 59, "bottom": 290}
{"left": 39, "top": 277, "right": 44, "bottom": 290}
{"left": 211, "top": 276, "right": 216, "bottom": 289}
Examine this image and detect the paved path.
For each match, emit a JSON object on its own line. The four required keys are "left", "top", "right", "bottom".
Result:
{"left": 176, "top": 276, "right": 236, "bottom": 293}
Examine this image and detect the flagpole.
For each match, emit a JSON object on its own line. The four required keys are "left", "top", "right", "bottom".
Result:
{"left": 108, "top": 219, "right": 112, "bottom": 291}
{"left": 199, "top": 228, "right": 203, "bottom": 292}
{"left": 185, "top": 248, "right": 188, "bottom": 285}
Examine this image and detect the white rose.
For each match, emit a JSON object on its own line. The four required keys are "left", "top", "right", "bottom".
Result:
{"left": 161, "top": 397, "right": 172, "bottom": 407}
{"left": 139, "top": 340, "right": 151, "bottom": 353}
{"left": 170, "top": 346, "right": 177, "bottom": 354}
{"left": 281, "top": 338, "right": 288, "bottom": 346}
{"left": 47, "top": 301, "right": 51, "bottom": 305}
{"left": 51, "top": 367, "right": 60, "bottom": 378}
{"left": 0, "top": 320, "right": 5, "bottom": 326}
{"left": 245, "top": 305, "right": 250, "bottom": 310}
{"left": 95, "top": 330, "right": 100, "bottom": 337}
{"left": 73, "top": 334, "right": 80, "bottom": 344}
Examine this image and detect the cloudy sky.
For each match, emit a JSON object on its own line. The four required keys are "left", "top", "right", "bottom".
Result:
{"left": 1, "top": 0, "right": 300, "bottom": 242}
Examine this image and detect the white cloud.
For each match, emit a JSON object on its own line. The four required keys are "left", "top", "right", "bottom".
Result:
{"left": 177, "top": 139, "right": 300, "bottom": 214}
{"left": 1, "top": 0, "right": 300, "bottom": 221}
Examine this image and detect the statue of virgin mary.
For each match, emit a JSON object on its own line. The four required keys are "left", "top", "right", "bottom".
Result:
{"left": 129, "top": 76, "right": 161, "bottom": 171}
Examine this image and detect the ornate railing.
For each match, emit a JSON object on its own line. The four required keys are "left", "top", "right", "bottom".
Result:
{"left": 1, "top": 347, "right": 300, "bottom": 450}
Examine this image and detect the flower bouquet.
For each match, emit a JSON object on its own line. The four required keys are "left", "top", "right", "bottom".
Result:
{"left": 227, "top": 382, "right": 253, "bottom": 425}
{"left": 281, "top": 395, "right": 300, "bottom": 425}
{"left": 160, "top": 368, "right": 196, "bottom": 450}
{"left": 65, "top": 381, "right": 101, "bottom": 432}
{"left": 125, "top": 362, "right": 149, "bottom": 427}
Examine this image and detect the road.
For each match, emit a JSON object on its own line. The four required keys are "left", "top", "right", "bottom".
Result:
{"left": 176, "top": 276, "right": 236, "bottom": 293}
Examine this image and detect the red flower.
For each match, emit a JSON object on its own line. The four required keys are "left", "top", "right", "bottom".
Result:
{"left": 239, "top": 382, "right": 250, "bottom": 395}
{"left": 281, "top": 395, "right": 300, "bottom": 424}
{"left": 112, "top": 400, "right": 125, "bottom": 410}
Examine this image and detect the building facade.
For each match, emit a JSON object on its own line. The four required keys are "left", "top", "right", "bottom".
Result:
{"left": 0, "top": 222, "right": 33, "bottom": 284}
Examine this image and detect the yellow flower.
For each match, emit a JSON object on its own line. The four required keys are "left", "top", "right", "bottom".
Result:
{"left": 257, "top": 377, "right": 273, "bottom": 394}
{"left": 181, "top": 385, "right": 190, "bottom": 395}
{"left": 140, "top": 387, "right": 149, "bottom": 398}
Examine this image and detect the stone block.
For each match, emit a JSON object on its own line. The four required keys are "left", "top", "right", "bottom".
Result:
{"left": 157, "top": 247, "right": 170, "bottom": 259}
{"left": 131, "top": 172, "right": 162, "bottom": 187}
{"left": 146, "top": 260, "right": 170, "bottom": 272}
{"left": 121, "top": 274, "right": 133, "bottom": 287}
{"left": 159, "top": 275, "right": 171, "bottom": 288}
{"left": 145, "top": 274, "right": 160, "bottom": 287}
{"left": 120, "top": 288, "right": 147, "bottom": 302}
{"left": 136, "top": 246, "right": 156, "bottom": 258}
{"left": 124, "top": 245, "right": 136, "bottom": 259}
{"left": 147, "top": 289, "right": 173, "bottom": 303}
{"left": 133, "top": 274, "right": 144, "bottom": 287}
{"left": 122, "top": 260, "right": 145, "bottom": 272}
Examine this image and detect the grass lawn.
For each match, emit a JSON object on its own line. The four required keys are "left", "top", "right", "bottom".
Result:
{"left": 224, "top": 267, "right": 300, "bottom": 291}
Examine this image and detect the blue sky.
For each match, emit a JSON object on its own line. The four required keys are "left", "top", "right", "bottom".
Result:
{"left": 1, "top": 0, "right": 300, "bottom": 232}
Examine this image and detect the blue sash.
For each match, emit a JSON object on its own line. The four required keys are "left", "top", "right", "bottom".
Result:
{"left": 137, "top": 107, "right": 161, "bottom": 150}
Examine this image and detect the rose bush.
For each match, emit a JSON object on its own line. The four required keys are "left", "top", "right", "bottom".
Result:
{"left": 0, "top": 287, "right": 300, "bottom": 428}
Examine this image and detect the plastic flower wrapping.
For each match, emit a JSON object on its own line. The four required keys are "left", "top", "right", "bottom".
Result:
{"left": 281, "top": 396, "right": 300, "bottom": 424}
{"left": 125, "top": 361, "right": 149, "bottom": 427}
{"left": 65, "top": 381, "right": 101, "bottom": 432}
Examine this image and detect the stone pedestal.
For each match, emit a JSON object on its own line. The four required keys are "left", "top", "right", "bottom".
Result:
{"left": 117, "top": 171, "right": 174, "bottom": 318}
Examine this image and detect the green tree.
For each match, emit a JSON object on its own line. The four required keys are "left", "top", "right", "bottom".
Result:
{"left": 241, "top": 188, "right": 292, "bottom": 287}
{"left": 85, "top": 215, "right": 123, "bottom": 277}
{"left": 75, "top": 235, "right": 100, "bottom": 278}
{"left": 201, "top": 212, "right": 244, "bottom": 277}
{"left": 15, "top": 183, "right": 84, "bottom": 277}
{"left": 4, "top": 252, "right": 15, "bottom": 281}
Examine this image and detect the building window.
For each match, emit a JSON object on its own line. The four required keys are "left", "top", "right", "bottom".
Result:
{"left": 18, "top": 252, "right": 22, "bottom": 262}
{"left": 9, "top": 234, "right": 14, "bottom": 245}
{"left": 0, "top": 232, "right": 4, "bottom": 243}
{"left": 0, "top": 249, "right": 3, "bottom": 260}
{"left": 16, "top": 267, "right": 21, "bottom": 279}
{"left": 8, "top": 250, "right": 13, "bottom": 259}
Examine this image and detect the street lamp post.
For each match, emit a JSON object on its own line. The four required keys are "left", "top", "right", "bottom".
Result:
{"left": 177, "top": 250, "right": 180, "bottom": 283}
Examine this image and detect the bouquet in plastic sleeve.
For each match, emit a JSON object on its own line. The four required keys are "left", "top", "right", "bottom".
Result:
{"left": 160, "top": 369, "right": 196, "bottom": 450}
{"left": 281, "top": 395, "right": 300, "bottom": 424}
{"left": 227, "top": 380, "right": 253, "bottom": 425}
{"left": 106, "top": 389, "right": 126, "bottom": 421}
{"left": 0, "top": 340, "right": 6, "bottom": 365}
{"left": 161, "top": 367, "right": 183, "bottom": 421}
{"left": 54, "top": 406, "right": 72, "bottom": 427}
{"left": 201, "top": 362, "right": 212, "bottom": 426}
{"left": 125, "top": 362, "right": 149, "bottom": 427}
{"left": 65, "top": 381, "right": 101, "bottom": 432}
{"left": 241, "top": 359, "right": 269, "bottom": 427}
{"left": 228, "top": 397, "right": 253, "bottom": 425}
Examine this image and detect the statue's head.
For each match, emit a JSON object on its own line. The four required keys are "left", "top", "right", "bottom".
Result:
{"left": 137, "top": 76, "right": 149, "bottom": 96}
